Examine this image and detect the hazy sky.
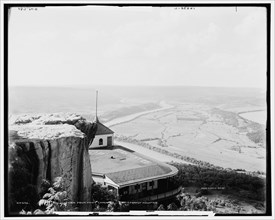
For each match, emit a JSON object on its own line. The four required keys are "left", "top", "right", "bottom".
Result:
{"left": 9, "top": 6, "right": 267, "bottom": 88}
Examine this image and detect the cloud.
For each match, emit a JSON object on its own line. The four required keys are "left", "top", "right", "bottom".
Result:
{"left": 8, "top": 6, "right": 267, "bottom": 88}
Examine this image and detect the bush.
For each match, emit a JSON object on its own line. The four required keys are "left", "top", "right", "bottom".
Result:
{"left": 9, "top": 147, "right": 39, "bottom": 213}
{"left": 170, "top": 163, "right": 265, "bottom": 201}
{"left": 91, "top": 183, "right": 117, "bottom": 202}
{"left": 38, "top": 177, "right": 69, "bottom": 214}
{"left": 167, "top": 203, "right": 178, "bottom": 210}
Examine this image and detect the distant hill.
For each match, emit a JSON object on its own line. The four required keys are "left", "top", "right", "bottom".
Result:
{"left": 8, "top": 85, "right": 265, "bottom": 116}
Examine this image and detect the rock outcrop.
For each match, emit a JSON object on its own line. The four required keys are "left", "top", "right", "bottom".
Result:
{"left": 8, "top": 113, "right": 97, "bottom": 212}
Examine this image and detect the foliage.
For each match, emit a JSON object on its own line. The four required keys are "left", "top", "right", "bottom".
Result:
{"left": 177, "top": 193, "right": 211, "bottom": 211}
{"left": 167, "top": 202, "right": 178, "bottom": 210}
{"left": 247, "top": 130, "right": 265, "bottom": 145}
{"left": 212, "top": 108, "right": 266, "bottom": 145}
{"left": 157, "top": 204, "right": 165, "bottom": 210}
{"left": 9, "top": 146, "right": 69, "bottom": 214}
{"left": 106, "top": 201, "right": 121, "bottom": 212}
{"left": 177, "top": 193, "right": 264, "bottom": 214}
{"left": 38, "top": 177, "right": 69, "bottom": 214}
{"left": 19, "top": 209, "right": 45, "bottom": 215}
{"left": 39, "top": 179, "right": 51, "bottom": 198}
{"left": 91, "top": 183, "right": 117, "bottom": 202}
{"left": 8, "top": 146, "right": 40, "bottom": 213}
{"left": 170, "top": 163, "right": 265, "bottom": 201}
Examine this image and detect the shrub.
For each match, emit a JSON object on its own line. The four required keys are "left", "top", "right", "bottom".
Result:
{"left": 38, "top": 177, "right": 69, "bottom": 214}
{"left": 170, "top": 163, "right": 265, "bottom": 201}
{"left": 91, "top": 183, "right": 117, "bottom": 202}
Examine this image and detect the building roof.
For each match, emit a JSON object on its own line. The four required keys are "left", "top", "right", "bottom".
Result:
{"left": 106, "top": 164, "right": 172, "bottom": 186}
{"left": 89, "top": 145, "right": 178, "bottom": 187}
{"left": 94, "top": 117, "right": 114, "bottom": 135}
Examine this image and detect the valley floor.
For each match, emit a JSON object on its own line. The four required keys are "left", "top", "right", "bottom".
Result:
{"left": 108, "top": 101, "right": 266, "bottom": 173}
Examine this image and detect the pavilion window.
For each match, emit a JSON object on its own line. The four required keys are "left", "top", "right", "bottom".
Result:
{"left": 99, "top": 138, "right": 103, "bottom": 145}
{"left": 142, "top": 183, "right": 147, "bottom": 190}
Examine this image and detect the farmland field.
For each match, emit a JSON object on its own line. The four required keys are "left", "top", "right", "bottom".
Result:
{"left": 9, "top": 86, "right": 267, "bottom": 172}
{"left": 8, "top": 85, "right": 268, "bottom": 214}
{"left": 111, "top": 99, "right": 266, "bottom": 173}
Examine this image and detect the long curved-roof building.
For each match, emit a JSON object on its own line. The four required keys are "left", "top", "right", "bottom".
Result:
{"left": 89, "top": 119, "right": 180, "bottom": 201}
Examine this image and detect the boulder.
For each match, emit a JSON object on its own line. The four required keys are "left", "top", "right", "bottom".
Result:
{"left": 8, "top": 113, "right": 96, "bottom": 212}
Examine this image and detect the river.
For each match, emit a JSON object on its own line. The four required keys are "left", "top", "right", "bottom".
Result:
{"left": 105, "top": 101, "right": 174, "bottom": 127}
{"left": 240, "top": 110, "right": 266, "bottom": 125}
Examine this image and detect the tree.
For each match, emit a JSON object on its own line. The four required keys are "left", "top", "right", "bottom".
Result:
{"left": 91, "top": 183, "right": 117, "bottom": 202}
{"left": 9, "top": 147, "right": 40, "bottom": 213}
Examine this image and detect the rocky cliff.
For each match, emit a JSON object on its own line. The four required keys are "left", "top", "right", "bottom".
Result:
{"left": 8, "top": 113, "right": 97, "bottom": 212}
